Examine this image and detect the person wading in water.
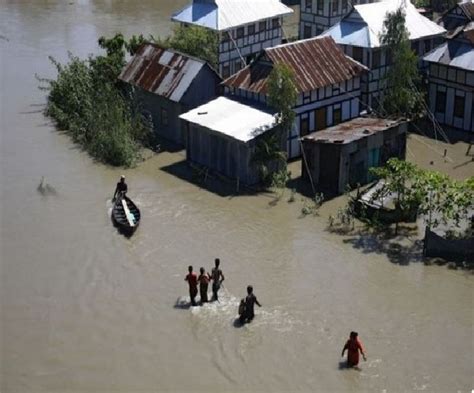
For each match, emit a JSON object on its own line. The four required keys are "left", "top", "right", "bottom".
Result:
{"left": 239, "top": 285, "right": 261, "bottom": 324}
{"left": 197, "top": 267, "right": 210, "bottom": 304}
{"left": 185, "top": 265, "right": 198, "bottom": 306}
{"left": 211, "top": 258, "right": 224, "bottom": 301}
{"left": 341, "top": 331, "right": 367, "bottom": 368}
{"left": 113, "top": 175, "right": 128, "bottom": 201}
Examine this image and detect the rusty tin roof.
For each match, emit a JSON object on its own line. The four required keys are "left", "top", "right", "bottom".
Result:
{"left": 118, "top": 43, "right": 215, "bottom": 103}
{"left": 223, "top": 36, "right": 367, "bottom": 94}
{"left": 301, "top": 117, "right": 405, "bottom": 145}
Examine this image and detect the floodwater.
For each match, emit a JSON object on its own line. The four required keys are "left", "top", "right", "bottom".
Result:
{"left": 0, "top": 1, "right": 472, "bottom": 392}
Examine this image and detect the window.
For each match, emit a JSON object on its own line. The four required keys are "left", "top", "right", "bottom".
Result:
{"left": 316, "top": 26, "right": 324, "bottom": 35}
{"left": 332, "top": 0, "right": 338, "bottom": 15}
{"left": 236, "top": 27, "right": 244, "bottom": 39}
{"left": 372, "top": 50, "right": 380, "bottom": 68}
{"left": 411, "top": 41, "right": 418, "bottom": 55}
{"left": 303, "top": 91, "right": 311, "bottom": 103}
{"left": 438, "top": 65, "right": 447, "bottom": 79}
{"left": 304, "top": 24, "right": 312, "bottom": 39}
{"left": 317, "top": 0, "right": 324, "bottom": 14}
{"left": 305, "top": 0, "right": 312, "bottom": 10}
{"left": 272, "top": 18, "right": 279, "bottom": 29}
{"left": 222, "top": 64, "right": 230, "bottom": 79}
{"left": 430, "top": 64, "right": 439, "bottom": 77}
{"left": 435, "top": 90, "right": 446, "bottom": 113}
{"left": 300, "top": 117, "right": 309, "bottom": 136}
{"left": 342, "top": 0, "right": 348, "bottom": 13}
{"left": 454, "top": 95, "right": 465, "bottom": 118}
{"left": 424, "top": 39, "right": 431, "bottom": 54}
{"left": 259, "top": 21, "right": 266, "bottom": 32}
{"left": 221, "top": 31, "right": 230, "bottom": 43}
{"left": 333, "top": 107, "right": 342, "bottom": 125}
{"left": 352, "top": 47, "right": 363, "bottom": 64}
{"left": 235, "top": 59, "right": 243, "bottom": 72}
{"left": 248, "top": 24, "right": 255, "bottom": 35}
{"left": 385, "top": 49, "right": 393, "bottom": 65}
{"left": 161, "top": 108, "right": 168, "bottom": 126}
{"left": 456, "top": 70, "right": 466, "bottom": 84}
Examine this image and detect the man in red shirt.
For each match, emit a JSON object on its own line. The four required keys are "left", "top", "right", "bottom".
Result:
{"left": 341, "top": 331, "right": 367, "bottom": 367}
{"left": 185, "top": 265, "right": 198, "bottom": 306}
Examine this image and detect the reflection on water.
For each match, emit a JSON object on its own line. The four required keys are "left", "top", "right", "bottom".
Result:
{"left": 0, "top": 1, "right": 473, "bottom": 392}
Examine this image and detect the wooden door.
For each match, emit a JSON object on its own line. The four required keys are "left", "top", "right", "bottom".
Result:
{"left": 315, "top": 108, "right": 326, "bottom": 131}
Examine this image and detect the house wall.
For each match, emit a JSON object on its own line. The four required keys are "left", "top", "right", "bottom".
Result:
{"left": 218, "top": 17, "right": 284, "bottom": 78}
{"left": 302, "top": 122, "right": 407, "bottom": 194}
{"left": 299, "top": 0, "right": 375, "bottom": 39}
{"left": 340, "top": 35, "right": 442, "bottom": 110}
{"left": 180, "top": 66, "right": 221, "bottom": 108}
{"left": 226, "top": 76, "right": 362, "bottom": 159}
{"left": 135, "top": 88, "right": 184, "bottom": 145}
{"left": 427, "top": 63, "right": 474, "bottom": 132}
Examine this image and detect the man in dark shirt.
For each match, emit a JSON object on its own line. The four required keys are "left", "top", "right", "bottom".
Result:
{"left": 185, "top": 265, "right": 198, "bottom": 306}
{"left": 113, "top": 175, "right": 128, "bottom": 200}
{"left": 239, "top": 285, "right": 261, "bottom": 324}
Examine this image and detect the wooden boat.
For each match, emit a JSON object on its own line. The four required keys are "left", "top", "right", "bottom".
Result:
{"left": 112, "top": 194, "right": 141, "bottom": 236}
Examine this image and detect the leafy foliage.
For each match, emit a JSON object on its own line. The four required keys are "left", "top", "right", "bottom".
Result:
{"left": 369, "top": 158, "right": 474, "bottom": 230}
{"left": 379, "top": 7, "right": 424, "bottom": 118}
{"left": 251, "top": 132, "right": 287, "bottom": 186}
{"left": 41, "top": 34, "right": 151, "bottom": 167}
{"left": 160, "top": 25, "right": 219, "bottom": 70}
{"left": 267, "top": 63, "right": 297, "bottom": 136}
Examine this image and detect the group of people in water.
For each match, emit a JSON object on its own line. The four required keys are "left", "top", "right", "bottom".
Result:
{"left": 117, "top": 176, "right": 366, "bottom": 367}
{"left": 184, "top": 258, "right": 262, "bottom": 325}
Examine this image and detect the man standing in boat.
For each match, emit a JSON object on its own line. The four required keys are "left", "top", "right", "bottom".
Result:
{"left": 211, "top": 258, "right": 224, "bottom": 302}
{"left": 113, "top": 175, "right": 128, "bottom": 200}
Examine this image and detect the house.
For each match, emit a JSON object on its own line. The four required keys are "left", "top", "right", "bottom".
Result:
{"left": 171, "top": 0, "right": 293, "bottom": 78}
{"left": 321, "top": 0, "right": 446, "bottom": 110}
{"left": 222, "top": 36, "right": 367, "bottom": 159}
{"left": 301, "top": 117, "right": 407, "bottom": 195}
{"left": 299, "top": 0, "right": 378, "bottom": 39}
{"left": 423, "top": 3, "right": 474, "bottom": 133}
{"left": 179, "top": 96, "right": 281, "bottom": 185}
{"left": 118, "top": 43, "right": 221, "bottom": 145}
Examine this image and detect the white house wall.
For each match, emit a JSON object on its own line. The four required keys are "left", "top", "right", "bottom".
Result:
{"left": 219, "top": 17, "right": 284, "bottom": 77}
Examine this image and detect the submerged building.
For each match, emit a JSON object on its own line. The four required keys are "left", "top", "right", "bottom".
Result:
{"left": 118, "top": 43, "right": 221, "bottom": 145}
{"left": 321, "top": 0, "right": 446, "bottom": 110}
{"left": 171, "top": 0, "right": 293, "bottom": 78}
{"left": 423, "top": 2, "right": 474, "bottom": 133}
{"left": 299, "top": 0, "right": 378, "bottom": 39}
{"left": 301, "top": 117, "right": 407, "bottom": 195}
{"left": 223, "top": 36, "right": 367, "bottom": 159}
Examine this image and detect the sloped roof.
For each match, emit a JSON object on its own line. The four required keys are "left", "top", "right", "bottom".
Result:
{"left": 118, "top": 43, "right": 216, "bottom": 103}
{"left": 179, "top": 96, "right": 277, "bottom": 142}
{"left": 423, "top": 39, "right": 474, "bottom": 71}
{"left": 436, "top": 1, "right": 474, "bottom": 37}
{"left": 322, "top": 0, "right": 446, "bottom": 48}
{"left": 171, "top": 0, "right": 293, "bottom": 31}
{"left": 223, "top": 36, "right": 367, "bottom": 94}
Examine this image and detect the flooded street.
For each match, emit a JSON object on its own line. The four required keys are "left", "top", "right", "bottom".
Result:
{"left": 0, "top": 1, "right": 472, "bottom": 392}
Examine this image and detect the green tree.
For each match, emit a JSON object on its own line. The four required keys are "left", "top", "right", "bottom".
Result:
{"left": 163, "top": 25, "right": 219, "bottom": 70}
{"left": 379, "top": 7, "right": 424, "bottom": 118}
{"left": 267, "top": 63, "right": 297, "bottom": 138}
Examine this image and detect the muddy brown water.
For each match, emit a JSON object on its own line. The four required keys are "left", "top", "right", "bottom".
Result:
{"left": 0, "top": 1, "right": 472, "bottom": 392}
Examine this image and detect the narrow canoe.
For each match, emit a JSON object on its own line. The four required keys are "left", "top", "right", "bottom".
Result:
{"left": 112, "top": 195, "right": 141, "bottom": 236}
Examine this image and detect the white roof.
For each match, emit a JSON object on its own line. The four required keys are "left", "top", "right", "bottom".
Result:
{"left": 171, "top": 0, "right": 293, "bottom": 31}
{"left": 423, "top": 40, "right": 474, "bottom": 71}
{"left": 179, "top": 97, "right": 277, "bottom": 142}
{"left": 322, "top": 0, "right": 446, "bottom": 48}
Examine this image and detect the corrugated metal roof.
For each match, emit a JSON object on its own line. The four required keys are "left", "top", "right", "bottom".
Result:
{"left": 302, "top": 117, "right": 403, "bottom": 144}
{"left": 171, "top": 0, "right": 293, "bottom": 31}
{"left": 223, "top": 36, "right": 367, "bottom": 94}
{"left": 322, "top": 0, "right": 446, "bottom": 48}
{"left": 423, "top": 39, "right": 474, "bottom": 71}
{"left": 118, "top": 44, "right": 207, "bottom": 103}
{"left": 179, "top": 96, "right": 277, "bottom": 142}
